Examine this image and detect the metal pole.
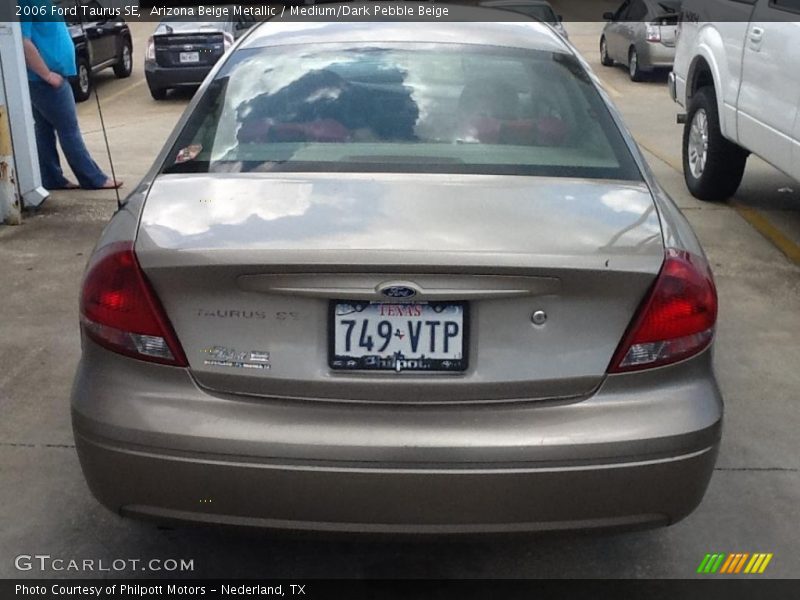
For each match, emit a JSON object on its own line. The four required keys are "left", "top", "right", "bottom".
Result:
{"left": 0, "top": 22, "right": 48, "bottom": 214}
{"left": 0, "top": 47, "right": 21, "bottom": 225}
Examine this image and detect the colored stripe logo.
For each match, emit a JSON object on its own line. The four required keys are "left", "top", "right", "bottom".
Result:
{"left": 697, "top": 553, "right": 773, "bottom": 574}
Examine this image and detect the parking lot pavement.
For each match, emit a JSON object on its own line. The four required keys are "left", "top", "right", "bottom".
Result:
{"left": 564, "top": 20, "right": 800, "bottom": 258}
{"left": 1, "top": 19, "right": 799, "bottom": 579}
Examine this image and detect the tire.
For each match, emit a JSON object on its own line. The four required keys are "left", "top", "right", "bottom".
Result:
{"left": 600, "top": 36, "right": 613, "bottom": 67}
{"left": 682, "top": 86, "right": 748, "bottom": 202}
{"left": 71, "top": 56, "right": 92, "bottom": 103}
{"left": 628, "top": 47, "right": 644, "bottom": 82}
{"left": 113, "top": 39, "right": 133, "bottom": 78}
{"left": 149, "top": 85, "right": 168, "bottom": 101}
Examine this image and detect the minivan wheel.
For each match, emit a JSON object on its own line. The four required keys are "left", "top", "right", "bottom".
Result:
{"left": 628, "top": 47, "right": 643, "bottom": 82}
{"left": 72, "top": 57, "right": 92, "bottom": 102}
{"left": 683, "top": 86, "right": 748, "bottom": 201}
{"left": 600, "top": 36, "right": 613, "bottom": 66}
{"left": 114, "top": 40, "right": 133, "bottom": 78}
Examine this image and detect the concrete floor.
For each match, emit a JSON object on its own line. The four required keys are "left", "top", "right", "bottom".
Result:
{"left": 1, "top": 19, "right": 799, "bottom": 579}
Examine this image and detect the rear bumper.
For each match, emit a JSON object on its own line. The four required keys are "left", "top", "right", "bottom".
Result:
{"left": 144, "top": 61, "right": 214, "bottom": 89}
{"left": 668, "top": 71, "right": 678, "bottom": 102}
{"left": 640, "top": 43, "right": 676, "bottom": 70}
{"left": 672, "top": 73, "right": 687, "bottom": 108}
{"left": 72, "top": 340, "right": 723, "bottom": 533}
{"left": 74, "top": 433, "right": 717, "bottom": 533}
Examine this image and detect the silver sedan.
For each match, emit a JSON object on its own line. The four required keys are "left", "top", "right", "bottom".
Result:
{"left": 600, "top": 0, "right": 681, "bottom": 81}
{"left": 71, "top": 16, "right": 722, "bottom": 534}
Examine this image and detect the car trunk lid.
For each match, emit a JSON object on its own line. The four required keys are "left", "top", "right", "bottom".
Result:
{"left": 653, "top": 14, "right": 679, "bottom": 47}
{"left": 154, "top": 30, "right": 225, "bottom": 69}
{"left": 136, "top": 173, "right": 664, "bottom": 403}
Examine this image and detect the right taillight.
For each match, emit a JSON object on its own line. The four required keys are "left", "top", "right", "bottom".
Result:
{"left": 80, "top": 241, "right": 187, "bottom": 367}
{"left": 609, "top": 249, "right": 717, "bottom": 372}
{"left": 223, "top": 32, "right": 234, "bottom": 52}
{"left": 646, "top": 23, "right": 662, "bottom": 42}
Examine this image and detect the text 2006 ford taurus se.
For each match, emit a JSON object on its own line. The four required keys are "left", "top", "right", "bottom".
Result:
{"left": 71, "top": 17, "right": 722, "bottom": 533}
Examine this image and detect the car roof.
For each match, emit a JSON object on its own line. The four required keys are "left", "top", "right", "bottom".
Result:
{"left": 646, "top": 0, "right": 682, "bottom": 11}
{"left": 480, "top": 0, "right": 554, "bottom": 7}
{"left": 241, "top": 7, "right": 570, "bottom": 54}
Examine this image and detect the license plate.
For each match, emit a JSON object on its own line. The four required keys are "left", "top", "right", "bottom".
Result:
{"left": 179, "top": 52, "right": 200, "bottom": 63}
{"left": 330, "top": 301, "right": 467, "bottom": 372}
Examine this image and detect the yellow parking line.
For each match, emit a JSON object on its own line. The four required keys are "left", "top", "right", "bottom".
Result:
{"left": 637, "top": 140, "right": 682, "bottom": 172}
{"left": 601, "top": 80, "right": 623, "bottom": 98}
{"left": 730, "top": 202, "right": 800, "bottom": 265}
{"left": 638, "top": 140, "right": 800, "bottom": 266}
{"left": 97, "top": 78, "right": 146, "bottom": 104}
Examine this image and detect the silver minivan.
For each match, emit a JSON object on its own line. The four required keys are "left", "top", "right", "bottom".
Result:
{"left": 600, "top": 0, "right": 681, "bottom": 81}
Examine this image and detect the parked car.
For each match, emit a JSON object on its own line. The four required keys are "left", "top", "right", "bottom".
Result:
{"left": 73, "top": 12, "right": 722, "bottom": 533}
{"left": 600, "top": 0, "right": 681, "bottom": 81}
{"left": 53, "top": 0, "right": 133, "bottom": 102}
{"left": 670, "top": 0, "right": 800, "bottom": 201}
{"left": 145, "top": 11, "right": 256, "bottom": 100}
{"left": 479, "top": 0, "right": 568, "bottom": 38}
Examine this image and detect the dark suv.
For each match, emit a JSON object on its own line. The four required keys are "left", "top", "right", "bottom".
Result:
{"left": 145, "top": 13, "right": 255, "bottom": 100}
{"left": 55, "top": 0, "right": 133, "bottom": 102}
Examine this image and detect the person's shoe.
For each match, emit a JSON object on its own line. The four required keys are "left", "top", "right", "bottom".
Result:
{"left": 101, "top": 179, "right": 124, "bottom": 190}
{"left": 85, "top": 178, "right": 124, "bottom": 190}
{"left": 50, "top": 181, "right": 80, "bottom": 190}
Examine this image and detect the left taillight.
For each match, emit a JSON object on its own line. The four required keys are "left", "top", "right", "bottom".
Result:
{"left": 609, "top": 249, "right": 717, "bottom": 373}
{"left": 80, "top": 241, "right": 187, "bottom": 366}
{"left": 145, "top": 36, "right": 155, "bottom": 61}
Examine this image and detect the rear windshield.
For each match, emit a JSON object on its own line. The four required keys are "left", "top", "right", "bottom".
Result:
{"left": 163, "top": 43, "right": 640, "bottom": 180}
{"left": 656, "top": 1, "right": 682, "bottom": 14}
{"left": 155, "top": 20, "right": 227, "bottom": 33}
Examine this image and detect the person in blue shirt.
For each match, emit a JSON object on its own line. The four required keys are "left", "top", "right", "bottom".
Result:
{"left": 20, "top": 1, "right": 122, "bottom": 190}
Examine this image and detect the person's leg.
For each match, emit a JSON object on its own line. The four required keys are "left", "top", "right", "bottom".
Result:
{"left": 48, "top": 81, "right": 110, "bottom": 189}
{"left": 28, "top": 82, "right": 72, "bottom": 189}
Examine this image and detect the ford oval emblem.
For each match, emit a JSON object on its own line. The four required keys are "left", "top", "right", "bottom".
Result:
{"left": 380, "top": 285, "right": 416, "bottom": 299}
